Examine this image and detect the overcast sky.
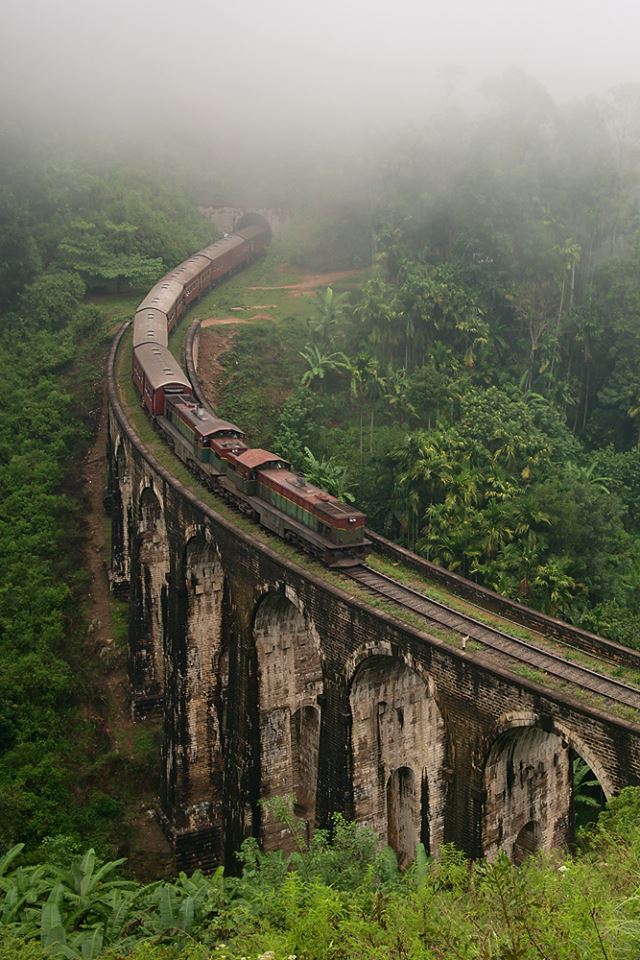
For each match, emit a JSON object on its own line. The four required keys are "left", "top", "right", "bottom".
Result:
{"left": 2, "top": 0, "right": 639, "bottom": 143}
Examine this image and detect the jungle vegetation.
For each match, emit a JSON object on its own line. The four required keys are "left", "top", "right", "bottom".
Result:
{"left": 0, "top": 138, "right": 215, "bottom": 855}
{"left": 216, "top": 80, "right": 640, "bottom": 646}
{"left": 2, "top": 789, "right": 640, "bottom": 959}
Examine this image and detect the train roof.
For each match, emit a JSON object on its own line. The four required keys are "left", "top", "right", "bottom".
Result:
{"left": 236, "top": 449, "right": 290, "bottom": 470}
{"left": 166, "top": 395, "right": 244, "bottom": 438}
{"left": 199, "top": 234, "right": 246, "bottom": 262}
{"left": 137, "top": 278, "right": 184, "bottom": 314}
{"left": 134, "top": 343, "right": 192, "bottom": 392}
{"left": 166, "top": 254, "right": 211, "bottom": 286}
{"left": 260, "top": 468, "right": 366, "bottom": 522}
{"left": 132, "top": 307, "right": 169, "bottom": 349}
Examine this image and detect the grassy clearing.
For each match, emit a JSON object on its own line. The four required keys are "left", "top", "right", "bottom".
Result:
{"left": 165, "top": 244, "right": 368, "bottom": 443}
{"left": 87, "top": 291, "right": 146, "bottom": 331}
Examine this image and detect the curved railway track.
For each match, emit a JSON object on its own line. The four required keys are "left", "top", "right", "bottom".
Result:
{"left": 346, "top": 564, "right": 640, "bottom": 711}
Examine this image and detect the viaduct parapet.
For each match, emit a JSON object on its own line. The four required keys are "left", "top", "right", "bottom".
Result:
{"left": 107, "top": 323, "right": 640, "bottom": 873}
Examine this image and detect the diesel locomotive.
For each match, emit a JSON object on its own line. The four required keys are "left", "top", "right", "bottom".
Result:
{"left": 130, "top": 217, "right": 368, "bottom": 567}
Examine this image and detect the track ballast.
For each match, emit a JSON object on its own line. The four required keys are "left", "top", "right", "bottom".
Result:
{"left": 346, "top": 564, "right": 640, "bottom": 712}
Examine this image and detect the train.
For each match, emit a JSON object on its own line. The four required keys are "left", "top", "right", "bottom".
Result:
{"left": 130, "top": 215, "right": 369, "bottom": 567}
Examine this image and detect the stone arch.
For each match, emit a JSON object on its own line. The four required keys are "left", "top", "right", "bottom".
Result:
{"left": 253, "top": 588, "right": 323, "bottom": 850}
{"left": 128, "top": 483, "right": 168, "bottom": 714}
{"left": 512, "top": 819, "right": 542, "bottom": 865}
{"left": 114, "top": 437, "right": 128, "bottom": 481}
{"left": 349, "top": 655, "right": 446, "bottom": 862}
{"left": 110, "top": 434, "right": 132, "bottom": 590}
{"left": 183, "top": 531, "right": 225, "bottom": 771}
{"left": 387, "top": 766, "right": 418, "bottom": 869}
{"left": 138, "top": 482, "right": 161, "bottom": 520}
{"left": 482, "top": 723, "right": 571, "bottom": 861}
{"left": 489, "top": 711, "right": 614, "bottom": 799}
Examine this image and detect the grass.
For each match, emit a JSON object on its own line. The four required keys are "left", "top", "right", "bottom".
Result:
{"left": 87, "top": 290, "right": 147, "bottom": 332}
{"left": 164, "top": 243, "right": 368, "bottom": 444}
{"left": 511, "top": 664, "right": 548, "bottom": 685}
{"left": 111, "top": 599, "right": 129, "bottom": 651}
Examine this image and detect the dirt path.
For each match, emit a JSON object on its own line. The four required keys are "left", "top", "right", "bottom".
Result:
{"left": 197, "top": 329, "right": 240, "bottom": 408}
{"left": 248, "top": 269, "right": 358, "bottom": 294}
{"left": 200, "top": 316, "right": 255, "bottom": 329}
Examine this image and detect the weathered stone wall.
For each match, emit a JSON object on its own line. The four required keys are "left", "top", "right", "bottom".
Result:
{"left": 128, "top": 484, "right": 169, "bottom": 716}
{"left": 107, "top": 346, "right": 640, "bottom": 871}
{"left": 254, "top": 590, "right": 323, "bottom": 850}
{"left": 350, "top": 657, "right": 446, "bottom": 864}
{"left": 482, "top": 724, "right": 571, "bottom": 861}
{"left": 108, "top": 432, "right": 131, "bottom": 594}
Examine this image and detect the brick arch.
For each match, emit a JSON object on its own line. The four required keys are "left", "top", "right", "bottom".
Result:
{"left": 137, "top": 475, "right": 162, "bottom": 503}
{"left": 513, "top": 819, "right": 542, "bottom": 865}
{"left": 347, "top": 640, "right": 439, "bottom": 700}
{"left": 138, "top": 482, "right": 162, "bottom": 520}
{"left": 489, "top": 711, "right": 615, "bottom": 800}
{"left": 183, "top": 522, "right": 214, "bottom": 547}
{"left": 129, "top": 483, "right": 169, "bottom": 715}
{"left": 110, "top": 433, "right": 132, "bottom": 590}
{"left": 252, "top": 588, "right": 323, "bottom": 850}
{"left": 114, "top": 436, "right": 128, "bottom": 478}
{"left": 482, "top": 723, "right": 572, "bottom": 861}
{"left": 182, "top": 532, "right": 225, "bottom": 764}
{"left": 349, "top": 655, "right": 447, "bottom": 861}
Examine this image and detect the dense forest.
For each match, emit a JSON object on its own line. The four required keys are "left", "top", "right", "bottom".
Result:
{"left": 0, "top": 138, "right": 214, "bottom": 856}
{"left": 231, "top": 78, "right": 640, "bottom": 647}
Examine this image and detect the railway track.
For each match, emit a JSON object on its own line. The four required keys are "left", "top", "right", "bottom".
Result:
{"left": 346, "top": 564, "right": 640, "bottom": 712}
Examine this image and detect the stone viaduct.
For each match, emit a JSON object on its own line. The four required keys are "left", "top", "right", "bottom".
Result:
{"left": 107, "top": 325, "right": 640, "bottom": 873}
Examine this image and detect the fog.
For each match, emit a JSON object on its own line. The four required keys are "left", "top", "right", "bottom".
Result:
{"left": 2, "top": 0, "right": 640, "bottom": 149}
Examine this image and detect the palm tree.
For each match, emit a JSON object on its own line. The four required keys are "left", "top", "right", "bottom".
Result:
{"left": 572, "top": 756, "right": 604, "bottom": 827}
{"left": 345, "top": 353, "right": 385, "bottom": 455}
{"left": 531, "top": 556, "right": 580, "bottom": 617}
{"left": 299, "top": 344, "right": 348, "bottom": 391}
{"left": 354, "top": 275, "right": 400, "bottom": 365}
{"left": 301, "top": 446, "right": 355, "bottom": 502}
{"left": 385, "top": 367, "right": 416, "bottom": 424}
{"left": 309, "top": 286, "right": 350, "bottom": 347}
